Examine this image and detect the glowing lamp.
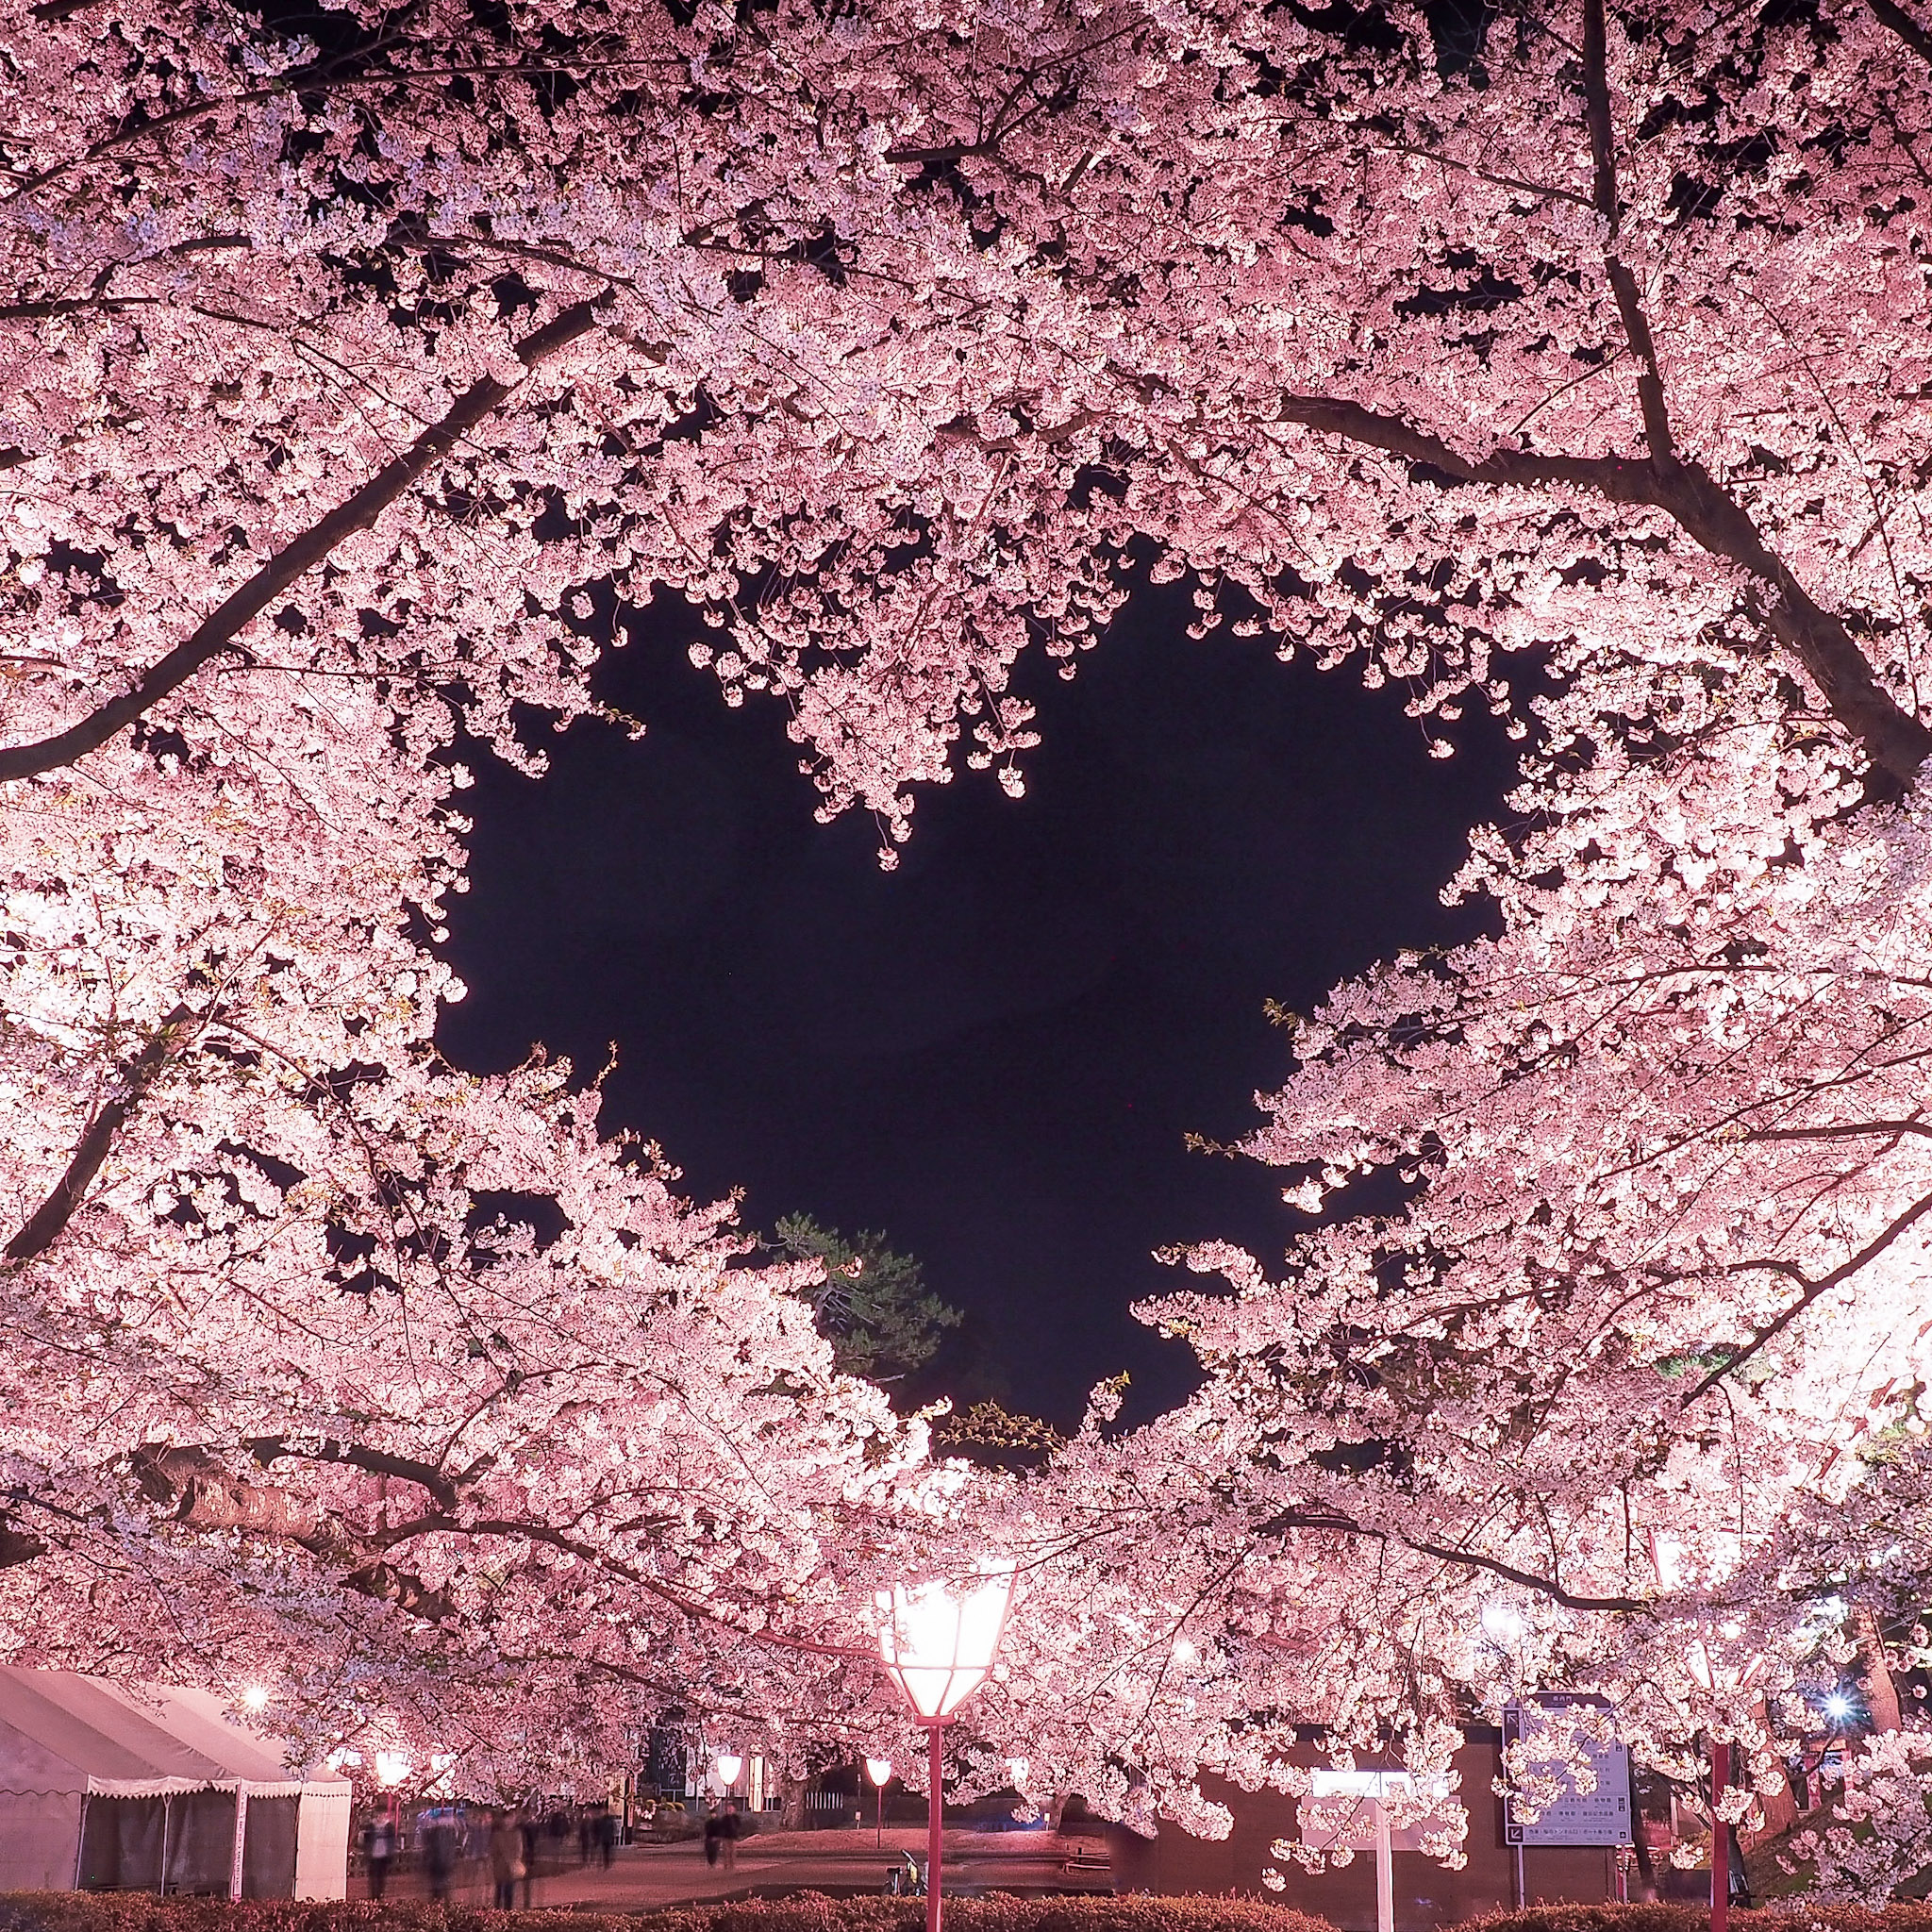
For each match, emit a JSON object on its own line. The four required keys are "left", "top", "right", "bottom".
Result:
{"left": 1824, "top": 1692, "right": 1855, "bottom": 1722}
{"left": 713, "top": 1753, "right": 743, "bottom": 1790}
{"left": 375, "top": 1752, "right": 410, "bottom": 1788}
{"left": 865, "top": 1755, "right": 893, "bottom": 1848}
{"left": 1007, "top": 1757, "right": 1029, "bottom": 1788}
{"left": 876, "top": 1571, "right": 1014, "bottom": 1719}
{"left": 877, "top": 1571, "right": 1014, "bottom": 1932}
{"left": 1480, "top": 1601, "right": 1525, "bottom": 1643}
{"left": 241, "top": 1686, "right": 270, "bottom": 1713}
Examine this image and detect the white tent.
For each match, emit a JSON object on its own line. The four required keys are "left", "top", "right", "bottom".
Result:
{"left": 0, "top": 1667, "right": 351, "bottom": 1897}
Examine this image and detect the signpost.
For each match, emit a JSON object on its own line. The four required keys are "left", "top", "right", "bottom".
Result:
{"left": 1300, "top": 1771, "right": 1457, "bottom": 1932}
{"left": 1501, "top": 1696, "right": 1634, "bottom": 1908}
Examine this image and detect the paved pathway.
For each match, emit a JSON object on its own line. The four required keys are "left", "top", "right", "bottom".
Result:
{"left": 355, "top": 1827, "right": 1111, "bottom": 1909}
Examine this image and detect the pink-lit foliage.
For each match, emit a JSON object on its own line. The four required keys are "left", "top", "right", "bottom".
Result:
{"left": 947, "top": 0, "right": 1932, "bottom": 1887}
{"left": 6, "top": 0, "right": 1932, "bottom": 1861}
{"left": 0, "top": 654, "right": 945, "bottom": 1787}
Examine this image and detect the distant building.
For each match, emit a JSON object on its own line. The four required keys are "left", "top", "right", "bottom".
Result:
{"left": 1111, "top": 1735, "right": 1627, "bottom": 1931}
{"left": 0, "top": 1666, "right": 351, "bottom": 1896}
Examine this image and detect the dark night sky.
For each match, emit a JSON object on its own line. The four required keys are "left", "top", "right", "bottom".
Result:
{"left": 438, "top": 583, "right": 1519, "bottom": 1430}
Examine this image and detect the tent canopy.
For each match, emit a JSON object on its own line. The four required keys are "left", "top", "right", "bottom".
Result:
{"left": 0, "top": 1668, "right": 350, "bottom": 1898}
{"left": 0, "top": 1667, "right": 322, "bottom": 1796}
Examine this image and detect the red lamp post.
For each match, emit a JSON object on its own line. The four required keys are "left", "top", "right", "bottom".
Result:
{"left": 1710, "top": 1740, "right": 1731, "bottom": 1932}
{"left": 1685, "top": 1638, "right": 1766, "bottom": 1932}
{"left": 876, "top": 1572, "right": 1015, "bottom": 1932}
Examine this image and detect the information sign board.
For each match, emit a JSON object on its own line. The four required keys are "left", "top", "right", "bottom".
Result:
{"left": 1502, "top": 1698, "right": 1633, "bottom": 1847}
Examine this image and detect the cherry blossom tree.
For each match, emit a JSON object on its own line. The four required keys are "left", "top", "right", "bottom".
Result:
{"left": 8, "top": 0, "right": 1924, "bottom": 841}
{"left": 952, "top": 0, "right": 1932, "bottom": 1875}
{"left": 0, "top": 701, "right": 940, "bottom": 1784}
{"left": 11, "top": 0, "right": 1932, "bottom": 1855}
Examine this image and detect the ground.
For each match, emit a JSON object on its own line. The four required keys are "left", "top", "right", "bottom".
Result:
{"left": 354, "top": 1827, "right": 1112, "bottom": 1909}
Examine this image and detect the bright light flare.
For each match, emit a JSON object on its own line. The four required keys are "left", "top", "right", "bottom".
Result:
{"left": 241, "top": 1685, "right": 270, "bottom": 1713}
{"left": 1481, "top": 1600, "right": 1525, "bottom": 1643}
{"left": 1824, "top": 1692, "right": 1855, "bottom": 1723}
{"left": 375, "top": 1751, "right": 410, "bottom": 1788}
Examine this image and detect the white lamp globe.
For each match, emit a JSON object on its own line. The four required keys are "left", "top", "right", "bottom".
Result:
{"left": 876, "top": 1571, "right": 1015, "bottom": 1720}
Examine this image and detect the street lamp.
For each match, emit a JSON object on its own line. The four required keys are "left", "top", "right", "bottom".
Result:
{"left": 877, "top": 1570, "right": 1015, "bottom": 1932}
{"left": 713, "top": 1753, "right": 743, "bottom": 1796}
{"left": 866, "top": 1757, "right": 893, "bottom": 1847}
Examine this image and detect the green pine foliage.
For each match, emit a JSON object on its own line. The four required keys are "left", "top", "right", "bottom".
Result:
{"left": 767, "top": 1216, "right": 962, "bottom": 1382}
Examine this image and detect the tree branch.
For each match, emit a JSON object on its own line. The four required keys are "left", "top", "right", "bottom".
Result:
{"left": 243, "top": 1437, "right": 460, "bottom": 1513}
{"left": 342, "top": 1557, "right": 458, "bottom": 1624}
{"left": 1684, "top": 1183, "right": 1932, "bottom": 1403}
{"left": 1743, "top": 1118, "right": 1932, "bottom": 1144}
{"left": 371, "top": 1511, "right": 874, "bottom": 1656}
{"left": 4, "top": 1001, "right": 200, "bottom": 1261}
{"left": 0, "top": 301, "right": 601, "bottom": 784}
{"left": 1869, "top": 0, "right": 1932, "bottom": 69}
{"left": 1579, "top": 0, "right": 1674, "bottom": 459}
{"left": 0, "top": 1520, "right": 47, "bottom": 1570}
{"left": 1257, "top": 1504, "right": 1646, "bottom": 1612}
{"left": 1270, "top": 392, "right": 1932, "bottom": 790}
{"left": 4, "top": 59, "right": 685, "bottom": 206}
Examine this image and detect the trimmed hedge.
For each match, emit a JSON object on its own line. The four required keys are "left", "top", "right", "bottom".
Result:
{"left": 6, "top": 1902, "right": 1932, "bottom": 1932}
{"left": 0, "top": 1898, "right": 1330, "bottom": 1932}
{"left": 1455, "top": 1914, "right": 1932, "bottom": 1932}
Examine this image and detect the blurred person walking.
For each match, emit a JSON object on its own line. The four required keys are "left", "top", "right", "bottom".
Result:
{"left": 521, "top": 1807, "right": 541, "bottom": 1907}
{"left": 361, "top": 1812, "right": 395, "bottom": 1900}
{"left": 421, "top": 1804, "right": 458, "bottom": 1902}
{"left": 489, "top": 1808, "right": 524, "bottom": 1910}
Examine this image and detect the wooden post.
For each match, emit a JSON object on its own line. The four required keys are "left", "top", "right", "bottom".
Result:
{"left": 73, "top": 1792, "right": 90, "bottom": 1890}
{"left": 230, "top": 1785, "right": 250, "bottom": 1900}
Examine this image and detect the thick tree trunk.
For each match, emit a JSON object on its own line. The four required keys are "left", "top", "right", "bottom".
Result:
{"left": 1854, "top": 1607, "right": 1905, "bottom": 1732}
